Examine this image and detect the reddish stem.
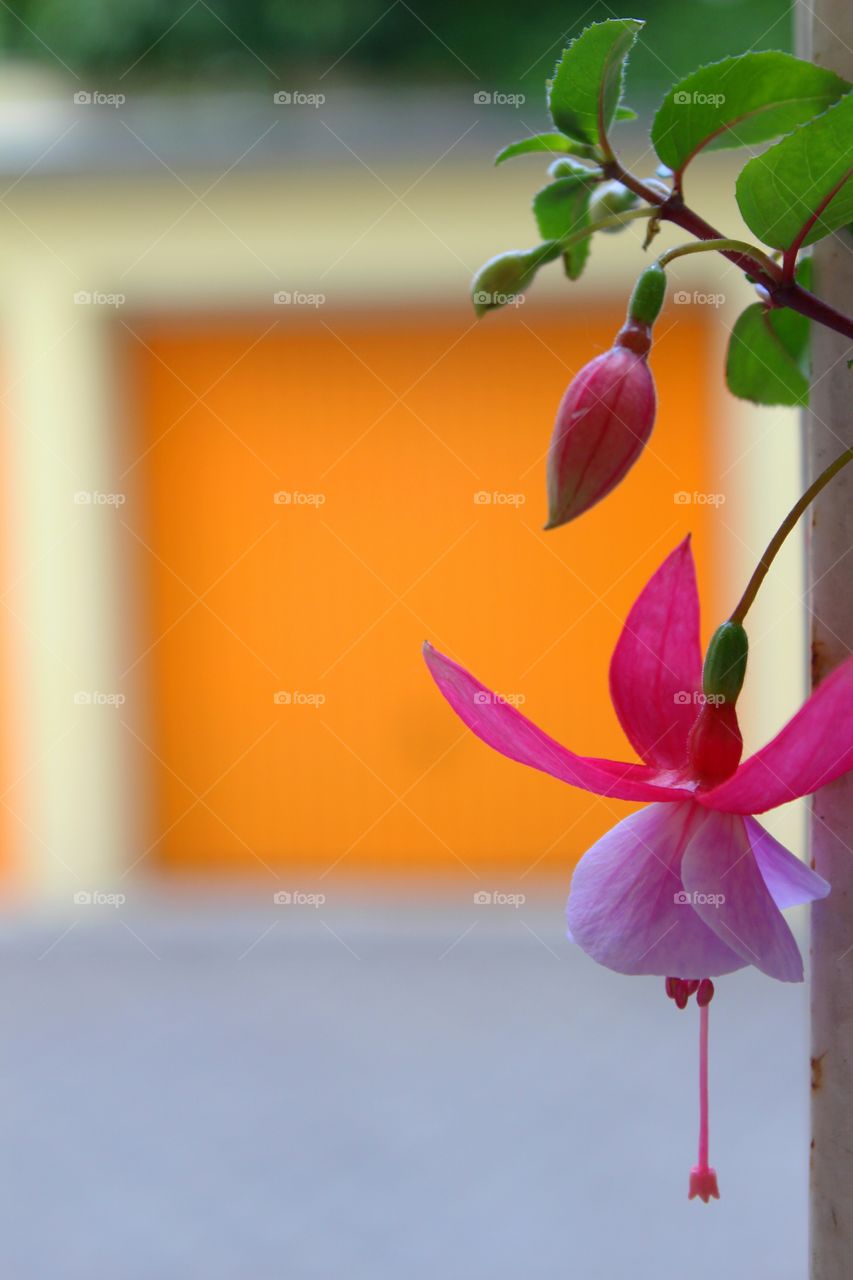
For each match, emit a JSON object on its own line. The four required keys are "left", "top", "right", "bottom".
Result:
{"left": 604, "top": 162, "right": 853, "bottom": 340}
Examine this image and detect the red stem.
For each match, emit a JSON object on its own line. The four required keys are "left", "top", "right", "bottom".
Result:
{"left": 605, "top": 162, "right": 853, "bottom": 340}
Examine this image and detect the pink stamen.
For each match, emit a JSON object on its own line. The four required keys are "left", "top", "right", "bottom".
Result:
{"left": 688, "top": 999, "right": 720, "bottom": 1203}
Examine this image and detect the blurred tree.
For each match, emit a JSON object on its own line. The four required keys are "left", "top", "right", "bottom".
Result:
{"left": 0, "top": 0, "right": 792, "bottom": 96}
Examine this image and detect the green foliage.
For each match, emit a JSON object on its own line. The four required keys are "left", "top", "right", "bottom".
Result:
{"left": 532, "top": 176, "right": 596, "bottom": 279}
{"left": 726, "top": 295, "right": 810, "bottom": 406}
{"left": 547, "top": 19, "right": 642, "bottom": 146}
{"left": 736, "top": 93, "right": 853, "bottom": 250}
{"left": 652, "top": 52, "right": 849, "bottom": 175}
{"left": 495, "top": 135, "right": 594, "bottom": 165}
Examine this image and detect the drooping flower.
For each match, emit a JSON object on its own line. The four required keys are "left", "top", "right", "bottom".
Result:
{"left": 546, "top": 263, "right": 665, "bottom": 529}
{"left": 423, "top": 537, "right": 852, "bottom": 1199}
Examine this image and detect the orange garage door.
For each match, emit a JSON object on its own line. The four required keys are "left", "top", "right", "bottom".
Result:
{"left": 120, "top": 300, "right": 719, "bottom": 881}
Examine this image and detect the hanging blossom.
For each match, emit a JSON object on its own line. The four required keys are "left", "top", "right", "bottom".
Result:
{"left": 423, "top": 537, "right": 853, "bottom": 1201}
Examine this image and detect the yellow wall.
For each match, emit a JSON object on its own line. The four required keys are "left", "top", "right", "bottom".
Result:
{"left": 123, "top": 300, "right": 718, "bottom": 880}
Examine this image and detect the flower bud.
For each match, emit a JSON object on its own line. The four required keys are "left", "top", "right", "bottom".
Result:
{"left": 687, "top": 702, "right": 743, "bottom": 788}
{"left": 588, "top": 180, "right": 640, "bottom": 232}
{"left": 702, "top": 621, "right": 748, "bottom": 705}
{"left": 471, "top": 245, "right": 561, "bottom": 316}
{"left": 545, "top": 342, "right": 656, "bottom": 528}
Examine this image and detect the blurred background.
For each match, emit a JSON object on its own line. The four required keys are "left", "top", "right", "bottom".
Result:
{"left": 0, "top": 1, "right": 814, "bottom": 1276}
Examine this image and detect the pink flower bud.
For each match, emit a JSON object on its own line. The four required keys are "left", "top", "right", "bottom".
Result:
{"left": 545, "top": 331, "right": 656, "bottom": 528}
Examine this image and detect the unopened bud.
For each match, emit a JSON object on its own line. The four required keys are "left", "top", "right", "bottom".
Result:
{"left": 702, "top": 621, "right": 749, "bottom": 705}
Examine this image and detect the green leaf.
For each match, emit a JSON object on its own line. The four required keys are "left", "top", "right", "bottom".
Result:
{"left": 532, "top": 177, "right": 595, "bottom": 280}
{"left": 494, "top": 134, "right": 594, "bottom": 165}
{"left": 652, "top": 52, "right": 849, "bottom": 175}
{"left": 736, "top": 92, "right": 853, "bottom": 251}
{"left": 562, "top": 237, "right": 591, "bottom": 282}
{"left": 726, "top": 303, "right": 810, "bottom": 405}
{"left": 547, "top": 19, "right": 643, "bottom": 147}
{"left": 615, "top": 105, "right": 637, "bottom": 122}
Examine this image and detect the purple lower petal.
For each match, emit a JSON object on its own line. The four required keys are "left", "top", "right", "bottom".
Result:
{"left": 747, "top": 816, "right": 830, "bottom": 909}
{"left": 681, "top": 811, "right": 804, "bottom": 982}
{"left": 567, "top": 802, "right": 746, "bottom": 979}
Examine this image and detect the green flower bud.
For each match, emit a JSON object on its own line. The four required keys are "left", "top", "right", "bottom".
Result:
{"left": 702, "top": 621, "right": 749, "bottom": 705}
{"left": 471, "top": 244, "right": 561, "bottom": 316}
{"left": 627, "top": 263, "right": 667, "bottom": 328}
{"left": 547, "top": 158, "right": 602, "bottom": 182}
{"left": 588, "top": 180, "right": 639, "bottom": 232}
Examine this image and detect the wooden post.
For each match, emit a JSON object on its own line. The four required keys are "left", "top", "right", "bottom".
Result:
{"left": 799, "top": 3, "right": 853, "bottom": 1276}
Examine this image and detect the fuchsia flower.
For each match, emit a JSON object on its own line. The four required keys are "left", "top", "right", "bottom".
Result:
{"left": 423, "top": 537, "right": 853, "bottom": 1199}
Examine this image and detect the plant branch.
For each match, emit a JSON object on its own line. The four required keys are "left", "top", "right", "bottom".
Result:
{"left": 603, "top": 160, "right": 853, "bottom": 340}
{"left": 729, "top": 446, "right": 853, "bottom": 626}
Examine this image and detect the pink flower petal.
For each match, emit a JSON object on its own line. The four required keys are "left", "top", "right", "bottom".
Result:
{"left": 747, "top": 816, "right": 829, "bottom": 909}
{"left": 609, "top": 537, "right": 702, "bottom": 770}
{"left": 423, "top": 644, "right": 694, "bottom": 803}
{"left": 566, "top": 802, "right": 746, "bottom": 978}
{"left": 681, "top": 811, "right": 804, "bottom": 982}
{"left": 699, "top": 657, "right": 853, "bottom": 814}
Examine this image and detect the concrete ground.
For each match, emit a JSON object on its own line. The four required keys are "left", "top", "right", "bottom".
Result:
{"left": 0, "top": 894, "right": 809, "bottom": 1278}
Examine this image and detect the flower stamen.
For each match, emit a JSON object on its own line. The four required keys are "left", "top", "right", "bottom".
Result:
{"left": 689, "top": 988, "right": 720, "bottom": 1203}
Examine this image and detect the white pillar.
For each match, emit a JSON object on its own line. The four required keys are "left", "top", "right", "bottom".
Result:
{"left": 1, "top": 269, "right": 135, "bottom": 896}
